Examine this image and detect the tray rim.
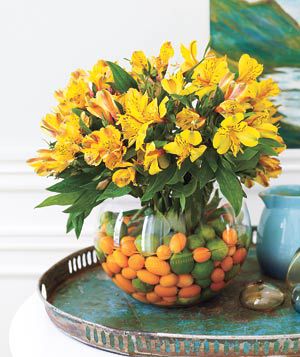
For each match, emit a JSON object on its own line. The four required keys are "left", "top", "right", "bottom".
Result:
{"left": 38, "top": 245, "right": 300, "bottom": 342}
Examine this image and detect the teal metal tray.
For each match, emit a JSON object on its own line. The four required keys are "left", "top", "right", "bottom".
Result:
{"left": 38, "top": 246, "right": 300, "bottom": 356}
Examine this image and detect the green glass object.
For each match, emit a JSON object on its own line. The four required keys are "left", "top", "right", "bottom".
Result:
{"left": 239, "top": 281, "right": 285, "bottom": 311}
{"left": 286, "top": 248, "right": 300, "bottom": 291}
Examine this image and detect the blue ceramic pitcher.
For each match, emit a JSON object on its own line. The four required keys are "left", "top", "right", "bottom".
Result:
{"left": 257, "top": 185, "right": 300, "bottom": 280}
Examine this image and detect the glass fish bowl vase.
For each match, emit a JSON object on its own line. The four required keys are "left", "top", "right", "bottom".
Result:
{"left": 94, "top": 195, "right": 252, "bottom": 307}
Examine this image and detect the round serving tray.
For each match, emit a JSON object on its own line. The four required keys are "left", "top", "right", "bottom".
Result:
{"left": 38, "top": 246, "right": 300, "bottom": 356}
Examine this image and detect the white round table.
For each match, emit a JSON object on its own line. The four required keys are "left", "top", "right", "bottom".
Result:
{"left": 9, "top": 293, "right": 118, "bottom": 357}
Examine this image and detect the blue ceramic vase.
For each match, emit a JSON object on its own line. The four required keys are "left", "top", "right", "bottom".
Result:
{"left": 257, "top": 185, "right": 300, "bottom": 280}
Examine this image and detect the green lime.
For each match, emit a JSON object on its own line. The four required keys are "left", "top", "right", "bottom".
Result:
{"left": 225, "top": 264, "right": 241, "bottom": 281}
{"left": 170, "top": 251, "right": 194, "bottom": 274}
{"left": 191, "top": 260, "right": 214, "bottom": 280}
{"left": 206, "top": 239, "right": 228, "bottom": 261}
{"left": 199, "top": 288, "right": 218, "bottom": 302}
{"left": 134, "top": 235, "right": 142, "bottom": 253}
{"left": 177, "top": 296, "right": 201, "bottom": 305}
{"left": 208, "top": 218, "right": 227, "bottom": 235}
{"left": 195, "top": 278, "right": 211, "bottom": 289}
{"left": 132, "top": 278, "right": 153, "bottom": 293}
{"left": 198, "top": 225, "right": 216, "bottom": 241}
{"left": 100, "top": 211, "right": 116, "bottom": 226}
{"left": 187, "top": 234, "right": 205, "bottom": 250}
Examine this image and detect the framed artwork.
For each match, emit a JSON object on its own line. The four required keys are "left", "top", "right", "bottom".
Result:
{"left": 210, "top": 0, "right": 300, "bottom": 148}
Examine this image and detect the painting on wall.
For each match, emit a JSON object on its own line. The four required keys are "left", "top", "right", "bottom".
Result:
{"left": 210, "top": 0, "right": 300, "bottom": 148}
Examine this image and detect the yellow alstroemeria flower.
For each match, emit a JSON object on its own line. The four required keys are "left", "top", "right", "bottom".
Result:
{"left": 131, "top": 51, "right": 148, "bottom": 75}
{"left": 246, "top": 111, "right": 279, "bottom": 140}
{"left": 112, "top": 167, "right": 136, "bottom": 188}
{"left": 57, "top": 115, "right": 83, "bottom": 145}
{"left": 117, "top": 89, "right": 168, "bottom": 149}
{"left": 176, "top": 108, "right": 206, "bottom": 130}
{"left": 246, "top": 155, "right": 282, "bottom": 188}
{"left": 259, "top": 156, "right": 282, "bottom": 178}
{"left": 274, "top": 135, "right": 286, "bottom": 154}
{"left": 82, "top": 125, "right": 126, "bottom": 169}
{"left": 143, "top": 142, "right": 166, "bottom": 175}
{"left": 191, "top": 54, "right": 230, "bottom": 98}
{"left": 161, "top": 71, "right": 184, "bottom": 95}
{"left": 216, "top": 99, "right": 251, "bottom": 117}
{"left": 41, "top": 113, "right": 64, "bottom": 138}
{"left": 180, "top": 40, "right": 198, "bottom": 72}
{"left": 164, "top": 130, "right": 207, "bottom": 167}
{"left": 27, "top": 141, "right": 79, "bottom": 176}
{"left": 88, "top": 60, "right": 112, "bottom": 91}
{"left": 237, "top": 54, "right": 263, "bottom": 83}
{"left": 41, "top": 112, "right": 84, "bottom": 146}
{"left": 213, "top": 113, "right": 260, "bottom": 156}
{"left": 249, "top": 78, "right": 280, "bottom": 112}
{"left": 87, "top": 89, "right": 119, "bottom": 124}
{"left": 55, "top": 69, "right": 91, "bottom": 114}
{"left": 161, "top": 71, "right": 193, "bottom": 95}
{"left": 153, "top": 41, "right": 174, "bottom": 77}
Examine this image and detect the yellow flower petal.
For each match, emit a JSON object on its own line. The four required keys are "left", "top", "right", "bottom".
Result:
{"left": 213, "top": 131, "right": 231, "bottom": 155}
{"left": 131, "top": 51, "right": 148, "bottom": 74}
{"left": 237, "top": 126, "right": 260, "bottom": 147}
{"left": 190, "top": 145, "right": 207, "bottom": 162}
{"left": 181, "top": 130, "right": 202, "bottom": 146}
{"left": 237, "top": 54, "right": 263, "bottom": 83}
{"left": 161, "top": 71, "right": 184, "bottom": 95}
{"left": 163, "top": 141, "right": 182, "bottom": 156}
{"left": 180, "top": 40, "right": 198, "bottom": 72}
{"left": 159, "top": 96, "right": 168, "bottom": 118}
{"left": 136, "top": 123, "right": 149, "bottom": 150}
{"left": 112, "top": 167, "right": 136, "bottom": 187}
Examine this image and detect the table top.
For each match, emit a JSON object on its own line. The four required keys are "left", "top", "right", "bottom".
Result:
{"left": 9, "top": 293, "right": 118, "bottom": 357}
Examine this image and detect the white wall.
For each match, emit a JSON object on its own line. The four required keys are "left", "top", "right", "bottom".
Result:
{"left": 0, "top": 0, "right": 299, "bottom": 356}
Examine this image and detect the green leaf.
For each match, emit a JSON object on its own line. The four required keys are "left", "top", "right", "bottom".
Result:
{"left": 212, "top": 86, "right": 224, "bottom": 106}
{"left": 256, "top": 144, "right": 278, "bottom": 156}
{"left": 79, "top": 117, "right": 92, "bottom": 134}
{"left": 107, "top": 61, "right": 138, "bottom": 93}
{"left": 74, "top": 213, "right": 85, "bottom": 238}
{"left": 171, "top": 94, "right": 191, "bottom": 107}
{"left": 66, "top": 213, "right": 75, "bottom": 233}
{"left": 36, "top": 192, "right": 82, "bottom": 208}
{"left": 72, "top": 108, "right": 84, "bottom": 117}
{"left": 235, "top": 153, "right": 260, "bottom": 172}
{"left": 153, "top": 140, "right": 168, "bottom": 148}
{"left": 235, "top": 148, "right": 258, "bottom": 161}
{"left": 172, "top": 177, "right": 198, "bottom": 198}
{"left": 142, "top": 165, "right": 176, "bottom": 202}
{"left": 190, "top": 164, "right": 215, "bottom": 189}
{"left": 96, "top": 182, "right": 131, "bottom": 202}
{"left": 123, "top": 146, "right": 136, "bottom": 161}
{"left": 167, "top": 159, "right": 192, "bottom": 185}
{"left": 47, "top": 174, "right": 97, "bottom": 193}
{"left": 204, "top": 148, "right": 218, "bottom": 172}
{"left": 221, "top": 157, "right": 233, "bottom": 171}
{"left": 64, "top": 191, "right": 97, "bottom": 213}
{"left": 259, "top": 138, "right": 283, "bottom": 148}
{"left": 216, "top": 165, "right": 243, "bottom": 216}
{"left": 179, "top": 194, "right": 186, "bottom": 212}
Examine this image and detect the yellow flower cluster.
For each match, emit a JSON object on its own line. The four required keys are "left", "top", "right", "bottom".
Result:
{"left": 28, "top": 40, "right": 285, "bottom": 190}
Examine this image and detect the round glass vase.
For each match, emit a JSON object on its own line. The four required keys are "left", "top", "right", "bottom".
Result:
{"left": 94, "top": 193, "right": 252, "bottom": 307}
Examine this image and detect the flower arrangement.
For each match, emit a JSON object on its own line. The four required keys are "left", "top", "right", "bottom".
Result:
{"left": 28, "top": 40, "right": 285, "bottom": 238}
